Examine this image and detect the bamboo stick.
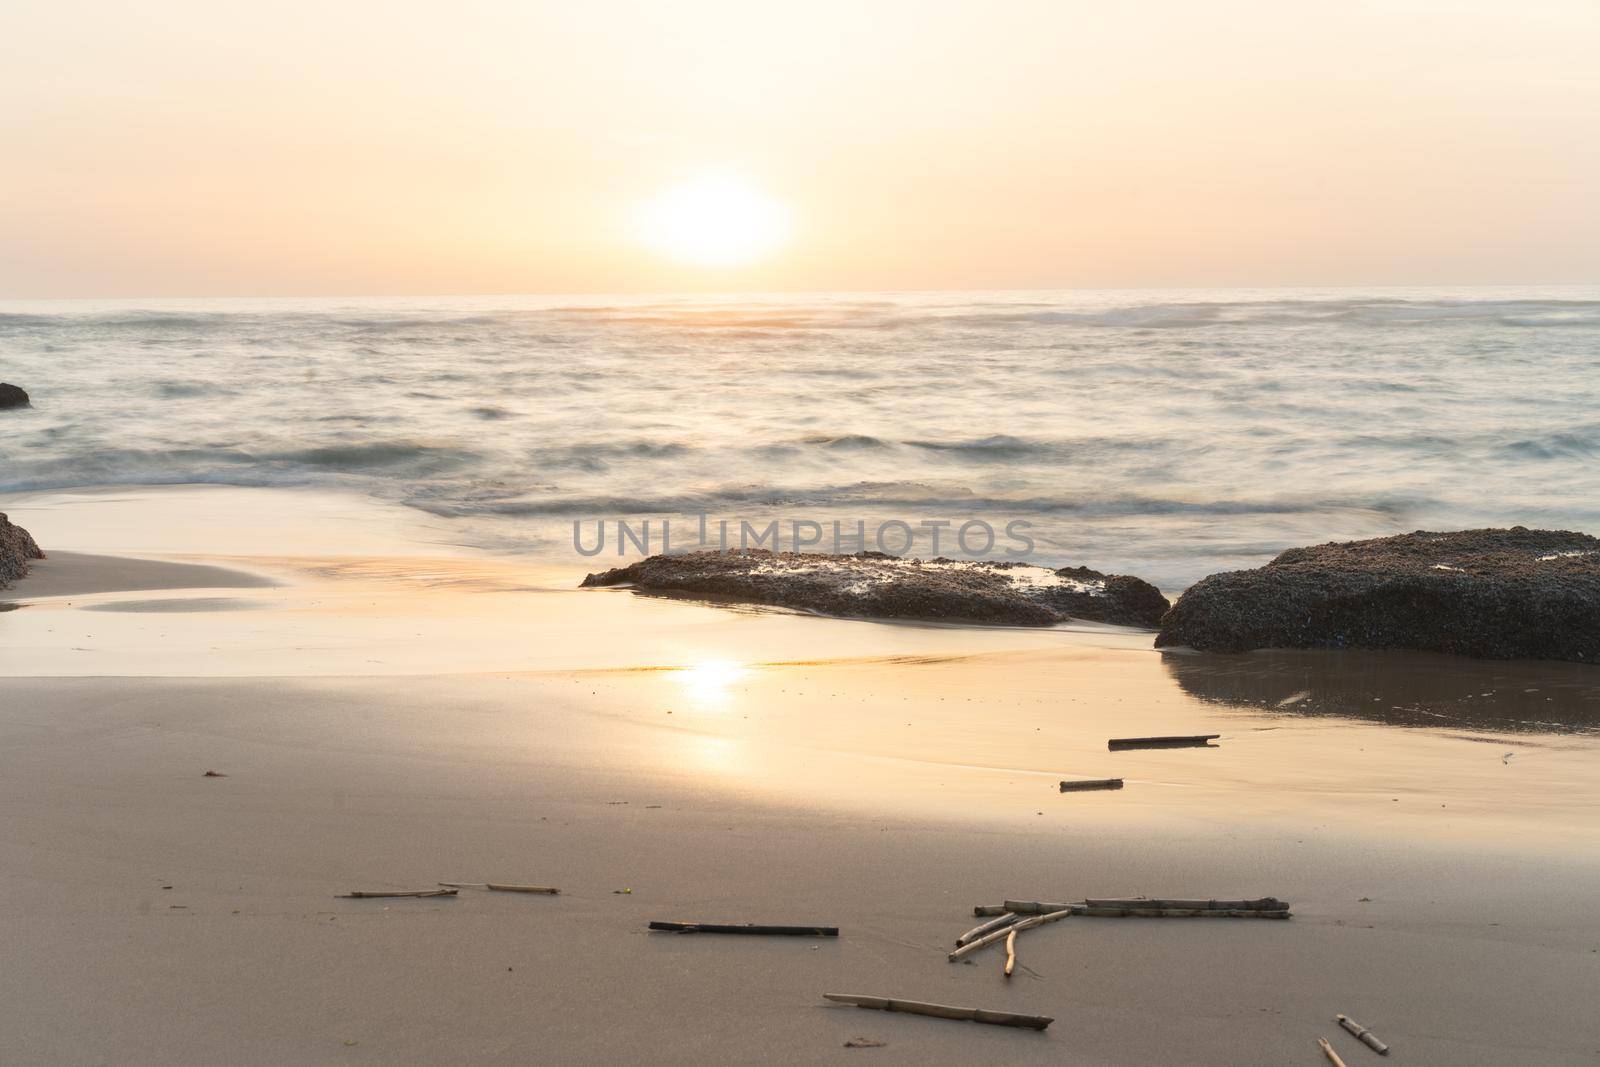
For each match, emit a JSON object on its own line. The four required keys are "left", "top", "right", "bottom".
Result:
{"left": 1108, "top": 734, "right": 1220, "bottom": 750}
{"left": 949, "top": 908, "right": 1073, "bottom": 961}
{"left": 489, "top": 883, "right": 559, "bottom": 894}
{"left": 1058, "top": 778, "right": 1124, "bottom": 792}
{"left": 972, "top": 904, "right": 1009, "bottom": 917}
{"left": 1318, "top": 1037, "right": 1348, "bottom": 1067}
{"left": 823, "top": 993, "right": 1051, "bottom": 1031}
{"left": 1085, "top": 897, "right": 1288, "bottom": 911}
{"left": 649, "top": 921, "right": 839, "bottom": 936}
{"left": 1002, "top": 900, "right": 1082, "bottom": 915}
{"left": 438, "top": 882, "right": 561, "bottom": 894}
{"left": 1336, "top": 1015, "right": 1389, "bottom": 1055}
{"left": 956, "top": 912, "right": 1019, "bottom": 946}
{"left": 1003, "top": 929, "right": 1017, "bottom": 977}
{"left": 337, "top": 889, "right": 457, "bottom": 899}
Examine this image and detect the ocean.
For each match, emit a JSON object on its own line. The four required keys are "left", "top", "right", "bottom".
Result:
{"left": 2, "top": 285, "right": 1598, "bottom": 590}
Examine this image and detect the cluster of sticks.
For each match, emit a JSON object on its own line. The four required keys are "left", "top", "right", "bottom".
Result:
{"left": 1321, "top": 1015, "right": 1390, "bottom": 1062}
{"left": 821, "top": 895, "right": 1291, "bottom": 1034}
{"left": 952, "top": 897, "right": 1291, "bottom": 973}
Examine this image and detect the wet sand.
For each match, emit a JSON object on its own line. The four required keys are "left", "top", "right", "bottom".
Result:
{"left": 1, "top": 551, "right": 276, "bottom": 600}
{"left": 2, "top": 486, "right": 1599, "bottom": 1064}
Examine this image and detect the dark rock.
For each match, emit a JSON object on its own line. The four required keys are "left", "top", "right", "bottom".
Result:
{"left": 581, "top": 549, "right": 1169, "bottom": 628}
{"left": 1156, "top": 527, "right": 1600, "bottom": 662}
{"left": 0, "top": 383, "right": 30, "bottom": 409}
{"left": 0, "top": 513, "right": 45, "bottom": 588}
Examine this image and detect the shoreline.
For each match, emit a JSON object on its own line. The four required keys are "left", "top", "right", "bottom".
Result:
{"left": 3, "top": 485, "right": 1600, "bottom": 1063}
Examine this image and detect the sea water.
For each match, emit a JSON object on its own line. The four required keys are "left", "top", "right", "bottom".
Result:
{"left": 2, "top": 285, "right": 1597, "bottom": 589}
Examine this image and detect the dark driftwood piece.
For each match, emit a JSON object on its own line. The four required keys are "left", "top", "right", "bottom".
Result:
{"left": 438, "top": 882, "right": 560, "bottom": 894}
{"left": 1108, "top": 734, "right": 1220, "bottom": 750}
{"left": 823, "top": 993, "right": 1051, "bottom": 1031}
{"left": 1337, "top": 1015, "right": 1390, "bottom": 1055}
{"left": 972, "top": 904, "right": 1009, "bottom": 917}
{"left": 337, "top": 889, "right": 457, "bottom": 899}
{"left": 1085, "top": 897, "right": 1288, "bottom": 911}
{"left": 1077, "top": 906, "right": 1290, "bottom": 919}
{"left": 1002, "top": 900, "right": 1291, "bottom": 919}
{"left": 956, "top": 912, "right": 1020, "bottom": 947}
{"left": 1058, "top": 778, "right": 1124, "bottom": 792}
{"left": 649, "top": 921, "right": 839, "bottom": 936}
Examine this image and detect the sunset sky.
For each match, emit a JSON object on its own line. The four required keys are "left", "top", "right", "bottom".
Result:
{"left": 3, "top": 0, "right": 1597, "bottom": 298}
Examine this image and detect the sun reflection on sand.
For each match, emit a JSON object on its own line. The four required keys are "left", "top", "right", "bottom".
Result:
{"left": 675, "top": 659, "right": 749, "bottom": 709}
{"left": 684, "top": 734, "right": 740, "bottom": 777}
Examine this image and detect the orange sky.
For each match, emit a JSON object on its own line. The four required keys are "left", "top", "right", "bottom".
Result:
{"left": 3, "top": 1, "right": 1597, "bottom": 297}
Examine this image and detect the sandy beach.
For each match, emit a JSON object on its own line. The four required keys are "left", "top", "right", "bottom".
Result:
{"left": 2, "top": 486, "right": 1598, "bottom": 1065}
{"left": 9, "top": 0, "right": 1600, "bottom": 1059}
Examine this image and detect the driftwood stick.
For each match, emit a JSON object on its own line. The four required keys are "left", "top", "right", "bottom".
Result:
{"left": 1108, "top": 734, "right": 1220, "bottom": 750}
{"left": 972, "top": 904, "right": 1009, "bottom": 917}
{"left": 1336, "top": 1015, "right": 1389, "bottom": 1055}
{"left": 949, "top": 908, "right": 1073, "bottom": 961}
{"left": 1002, "top": 901, "right": 1290, "bottom": 919}
{"left": 438, "top": 882, "right": 560, "bottom": 894}
{"left": 1078, "top": 907, "right": 1291, "bottom": 919}
{"left": 1085, "top": 897, "right": 1288, "bottom": 911}
{"left": 491, "top": 883, "right": 559, "bottom": 894}
{"left": 337, "top": 889, "right": 457, "bottom": 899}
{"left": 1058, "top": 778, "right": 1124, "bottom": 792}
{"left": 956, "top": 912, "right": 1019, "bottom": 946}
{"left": 1003, "top": 929, "right": 1017, "bottom": 977}
{"left": 823, "top": 993, "right": 1051, "bottom": 1031}
{"left": 1318, "top": 1037, "right": 1349, "bottom": 1067}
{"left": 649, "top": 921, "right": 839, "bottom": 936}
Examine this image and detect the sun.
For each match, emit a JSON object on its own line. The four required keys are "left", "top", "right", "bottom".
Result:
{"left": 637, "top": 173, "right": 794, "bottom": 268}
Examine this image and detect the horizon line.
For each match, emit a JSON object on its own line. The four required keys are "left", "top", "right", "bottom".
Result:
{"left": 3, "top": 278, "right": 1598, "bottom": 304}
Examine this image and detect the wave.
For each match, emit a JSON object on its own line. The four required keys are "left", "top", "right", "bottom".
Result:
{"left": 153, "top": 380, "right": 238, "bottom": 399}
{"left": 262, "top": 441, "right": 481, "bottom": 473}
{"left": 533, "top": 440, "right": 696, "bottom": 473}
{"left": 906, "top": 434, "right": 1041, "bottom": 458}
{"left": 332, "top": 315, "right": 500, "bottom": 329}
{"left": 796, "top": 434, "right": 891, "bottom": 450}
{"left": 0, "top": 440, "right": 481, "bottom": 492}
{"left": 901, "top": 433, "right": 1188, "bottom": 462}
{"left": 420, "top": 479, "right": 1426, "bottom": 522}
{"left": 1496, "top": 429, "right": 1600, "bottom": 460}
